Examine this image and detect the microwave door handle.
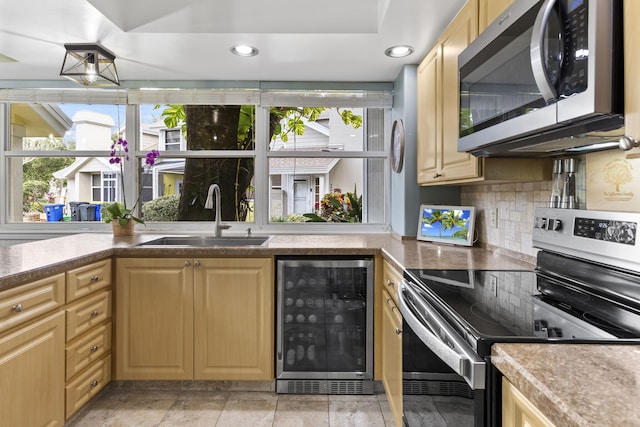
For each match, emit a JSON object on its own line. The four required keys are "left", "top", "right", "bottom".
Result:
{"left": 398, "top": 281, "right": 486, "bottom": 390}
{"left": 530, "top": 0, "right": 559, "bottom": 102}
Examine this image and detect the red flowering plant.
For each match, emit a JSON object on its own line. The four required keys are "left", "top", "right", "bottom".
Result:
{"left": 104, "top": 137, "right": 160, "bottom": 226}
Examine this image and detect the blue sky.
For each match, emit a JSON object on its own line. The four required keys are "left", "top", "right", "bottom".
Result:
{"left": 58, "top": 104, "right": 161, "bottom": 142}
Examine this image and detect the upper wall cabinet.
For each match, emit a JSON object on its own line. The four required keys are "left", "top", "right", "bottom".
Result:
{"left": 417, "top": 0, "right": 551, "bottom": 186}
{"left": 624, "top": 0, "right": 640, "bottom": 159}
{"left": 478, "top": 0, "right": 514, "bottom": 32}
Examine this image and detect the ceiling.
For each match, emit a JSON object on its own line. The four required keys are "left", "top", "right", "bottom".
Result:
{"left": 0, "top": 0, "right": 466, "bottom": 85}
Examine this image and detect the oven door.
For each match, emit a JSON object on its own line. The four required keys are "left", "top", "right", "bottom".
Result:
{"left": 399, "top": 279, "right": 486, "bottom": 427}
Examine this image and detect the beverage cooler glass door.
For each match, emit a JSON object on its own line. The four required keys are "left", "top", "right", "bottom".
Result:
{"left": 276, "top": 257, "right": 374, "bottom": 388}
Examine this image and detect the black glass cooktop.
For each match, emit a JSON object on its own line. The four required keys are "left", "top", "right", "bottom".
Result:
{"left": 404, "top": 267, "right": 640, "bottom": 346}
{"left": 405, "top": 269, "right": 538, "bottom": 339}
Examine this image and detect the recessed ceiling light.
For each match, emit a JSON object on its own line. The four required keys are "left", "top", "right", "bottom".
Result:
{"left": 385, "top": 45, "right": 414, "bottom": 58}
{"left": 230, "top": 45, "right": 259, "bottom": 57}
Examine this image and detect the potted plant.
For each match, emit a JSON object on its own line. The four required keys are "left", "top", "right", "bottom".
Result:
{"left": 104, "top": 137, "right": 159, "bottom": 235}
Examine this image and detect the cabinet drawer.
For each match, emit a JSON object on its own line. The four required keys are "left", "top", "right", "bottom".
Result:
{"left": 66, "top": 291, "right": 112, "bottom": 341}
{"left": 66, "top": 259, "right": 112, "bottom": 303}
{"left": 0, "top": 273, "right": 65, "bottom": 334}
{"left": 382, "top": 260, "right": 402, "bottom": 306}
{"left": 65, "top": 354, "right": 111, "bottom": 419}
{"left": 66, "top": 322, "right": 112, "bottom": 381}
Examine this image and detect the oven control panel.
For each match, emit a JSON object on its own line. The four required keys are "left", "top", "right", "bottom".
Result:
{"left": 533, "top": 207, "right": 640, "bottom": 273}
{"left": 574, "top": 217, "right": 636, "bottom": 246}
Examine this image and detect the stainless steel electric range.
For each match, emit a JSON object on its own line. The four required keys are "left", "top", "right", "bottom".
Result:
{"left": 399, "top": 207, "right": 640, "bottom": 427}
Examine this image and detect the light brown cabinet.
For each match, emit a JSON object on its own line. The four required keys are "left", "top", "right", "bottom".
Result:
{"left": 0, "top": 273, "right": 66, "bottom": 427}
{"left": 417, "top": 0, "right": 480, "bottom": 185}
{"left": 381, "top": 288, "right": 403, "bottom": 427}
{"left": 115, "top": 258, "right": 194, "bottom": 380}
{"left": 478, "top": 0, "right": 514, "bottom": 32}
{"left": 502, "top": 377, "right": 555, "bottom": 427}
{"left": 624, "top": 0, "right": 640, "bottom": 159}
{"left": 417, "top": 0, "right": 551, "bottom": 185}
{"left": 0, "top": 311, "right": 66, "bottom": 427}
{"left": 194, "top": 258, "right": 274, "bottom": 380}
{"left": 65, "top": 259, "right": 113, "bottom": 419}
{"left": 115, "top": 257, "right": 274, "bottom": 381}
{"left": 378, "top": 259, "right": 404, "bottom": 427}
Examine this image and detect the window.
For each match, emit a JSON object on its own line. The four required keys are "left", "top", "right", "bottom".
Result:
{"left": 1, "top": 88, "right": 391, "bottom": 232}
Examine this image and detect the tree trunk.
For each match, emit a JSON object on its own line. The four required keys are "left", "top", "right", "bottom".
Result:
{"left": 177, "top": 105, "right": 251, "bottom": 221}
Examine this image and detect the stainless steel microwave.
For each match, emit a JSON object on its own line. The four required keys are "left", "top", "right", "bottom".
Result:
{"left": 458, "top": 0, "right": 624, "bottom": 157}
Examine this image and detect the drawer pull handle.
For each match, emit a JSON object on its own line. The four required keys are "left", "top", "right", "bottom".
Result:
{"left": 386, "top": 279, "right": 394, "bottom": 288}
{"left": 90, "top": 310, "right": 100, "bottom": 317}
{"left": 395, "top": 327, "right": 403, "bottom": 335}
{"left": 11, "top": 304, "right": 23, "bottom": 313}
{"left": 90, "top": 275, "right": 100, "bottom": 282}
{"left": 90, "top": 345, "right": 99, "bottom": 353}
{"left": 90, "top": 380, "right": 98, "bottom": 388}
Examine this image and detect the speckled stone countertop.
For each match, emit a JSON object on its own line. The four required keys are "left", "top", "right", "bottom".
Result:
{"left": 0, "top": 233, "right": 536, "bottom": 291}
{"left": 493, "top": 343, "right": 640, "bottom": 427}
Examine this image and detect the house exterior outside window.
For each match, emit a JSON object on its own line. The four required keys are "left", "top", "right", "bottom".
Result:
{"left": 0, "top": 88, "right": 391, "bottom": 234}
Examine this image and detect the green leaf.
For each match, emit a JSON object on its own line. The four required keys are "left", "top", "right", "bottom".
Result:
{"left": 302, "top": 213, "right": 327, "bottom": 222}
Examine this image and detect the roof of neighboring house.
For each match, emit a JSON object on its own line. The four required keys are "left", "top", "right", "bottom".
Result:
{"left": 269, "top": 156, "right": 340, "bottom": 175}
{"left": 53, "top": 157, "right": 117, "bottom": 179}
{"left": 11, "top": 104, "right": 72, "bottom": 137}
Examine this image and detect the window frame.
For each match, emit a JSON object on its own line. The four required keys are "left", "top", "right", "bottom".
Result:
{"left": 0, "top": 88, "right": 392, "bottom": 236}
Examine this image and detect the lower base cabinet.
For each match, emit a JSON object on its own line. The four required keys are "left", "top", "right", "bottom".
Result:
{"left": 502, "top": 377, "right": 555, "bottom": 427}
{"left": 381, "top": 289, "right": 403, "bottom": 427}
{"left": 0, "top": 311, "right": 66, "bottom": 427}
{"left": 115, "top": 257, "right": 273, "bottom": 381}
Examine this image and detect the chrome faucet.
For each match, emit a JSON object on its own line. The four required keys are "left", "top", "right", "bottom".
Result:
{"left": 204, "top": 184, "right": 231, "bottom": 237}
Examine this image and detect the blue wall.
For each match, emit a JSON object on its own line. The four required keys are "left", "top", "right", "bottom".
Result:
{"left": 391, "top": 65, "right": 460, "bottom": 236}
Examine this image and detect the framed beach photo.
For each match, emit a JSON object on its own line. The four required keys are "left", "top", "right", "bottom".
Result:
{"left": 417, "top": 205, "right": 476, "bottom": 246}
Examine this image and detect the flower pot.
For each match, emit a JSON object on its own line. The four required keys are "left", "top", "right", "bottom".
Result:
{"left": 111, "top": 221, "right": 135, "bottom": 236}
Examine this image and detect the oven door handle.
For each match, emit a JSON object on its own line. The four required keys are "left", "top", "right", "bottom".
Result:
{"left": 398, "top": 280, "right": 486, "bottom": 390}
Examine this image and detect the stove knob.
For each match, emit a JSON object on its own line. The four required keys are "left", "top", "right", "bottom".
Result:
{"left": 550, "top": 219, "right": 562, "bottom": 231}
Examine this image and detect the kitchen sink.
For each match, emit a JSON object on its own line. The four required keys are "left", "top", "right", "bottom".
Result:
{"left": 137, "top": 235, "right": 272, "bottom": 247}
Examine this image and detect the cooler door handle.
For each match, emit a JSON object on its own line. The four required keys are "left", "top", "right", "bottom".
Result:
{"left": 530, "top": 0, "right": 559, "bottom": 102}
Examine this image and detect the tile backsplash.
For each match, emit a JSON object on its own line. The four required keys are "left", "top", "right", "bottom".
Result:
{"left": 461, "top": 181, "right": 552, "bottom": 257}
{"left": 461, "top": 157, "right": 587, "bottom": 258}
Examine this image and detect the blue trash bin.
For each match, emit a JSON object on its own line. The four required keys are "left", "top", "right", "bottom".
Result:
{"left": 44, "top": 204, "right": 64, "bottom": 222}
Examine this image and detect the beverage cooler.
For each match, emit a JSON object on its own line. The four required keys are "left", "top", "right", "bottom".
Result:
{"left": 276, "top": 256, "right": 374, "bottom": 394}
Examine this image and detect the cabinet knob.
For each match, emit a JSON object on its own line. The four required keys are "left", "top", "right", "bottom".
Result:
{"left": 90, "top": 310, "right": 100, "bottom": 318}
{"left": 184, "top": 261, "right": 191, "bottom": 267}
{"left": 90, "top": 380, "right": 98, "bottom": 388}
{"left": 433, "top": 172, "right": 442, "bottom": 179}
{"left": 90, "top": 345, "right": 99, "bottom": 353}
{"left": 386, "top": 279, "right": 394, "bottom": 288}
{"left": 395, "top": 327, "right": 403, "bottom": 335}
{"left": 90, "top": 275, "right": 100, "bottom": 282}
{"left": 194, "top": 260, "right": 201, "bottom": 267}
{"left": 11, "top": 304, "right": 23, "bottom": 313}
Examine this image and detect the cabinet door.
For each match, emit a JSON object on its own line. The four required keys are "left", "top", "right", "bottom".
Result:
{"left": 194, "top": 258, "right": 274, "bottom": 380}
{"left": 439, "top": 0, "right": 480, "bottom": 182}
{"left": 382, "top": 289, "right": 403, "bottom": 427}
{"left": 624, "top": 0, "right": 640, "bottom": 158}
{"left": 417, "top": 46, "right": 441, "bottom": 184}
{"left": 502, "top": 378, "right": 555, "bottom": 427}
{"left": 479, "top": 0, "right": 514, "bottom": 32}
{"left": 115, "top": 258, "right": 194, "bottom": 380}
{"left": 0, "top": 311, "right": 65, "bottom": 427}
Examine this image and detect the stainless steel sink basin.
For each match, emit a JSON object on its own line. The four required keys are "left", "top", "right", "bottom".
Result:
{"left": 138, "top": 235, "right": 271, "bottom": 247}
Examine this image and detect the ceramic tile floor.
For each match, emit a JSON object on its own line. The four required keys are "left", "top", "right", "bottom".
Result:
{"left": 65, "top": 388, "right": 395, "bottom": 427}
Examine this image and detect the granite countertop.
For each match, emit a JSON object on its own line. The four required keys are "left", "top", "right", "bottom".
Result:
{"left": 493, "top": 343, "right": 640, "bottom": 427}
{"left": 0, "top": 233, "right": 536, "bottom": 291}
